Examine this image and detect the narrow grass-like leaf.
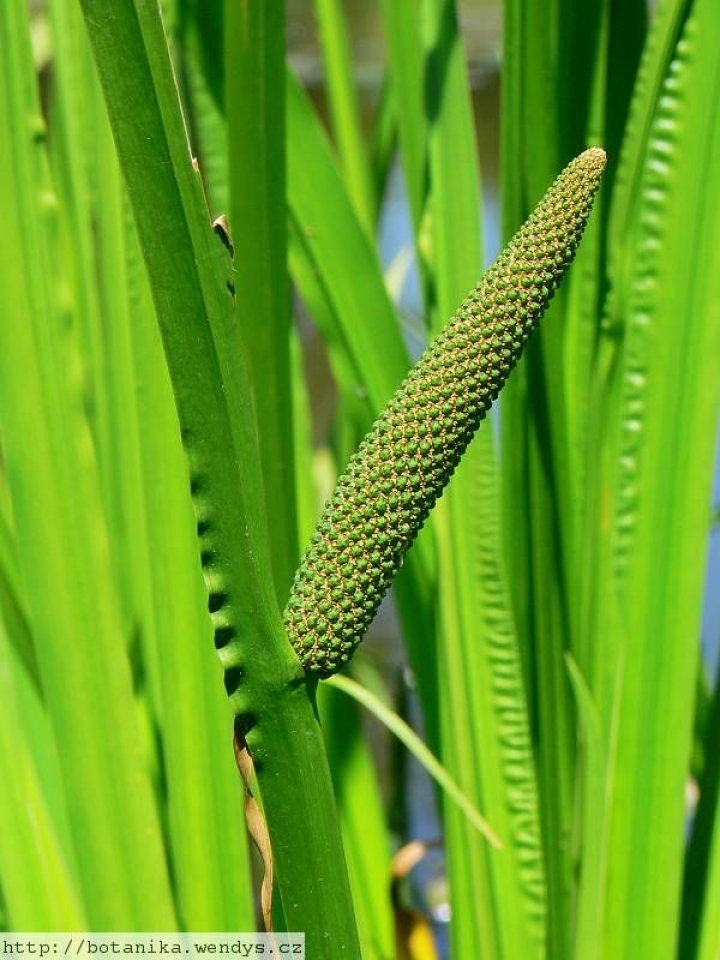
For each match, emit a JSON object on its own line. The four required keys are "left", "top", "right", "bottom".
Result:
{"left": 600, "top": 2, "right": 720, "bottom": 954}
{"left": 45, "top": 0, "right": 107, "bottom": 457}
{"left": 314, "top": 0, "right": 376, "bottom": 231}
{"left": 125, "top": 217, "right": 255, "bottom": 931}
{"left": 0, "top": 0, "right": 176, "bottom": 927}
{"left": 0, "top": 624, "right": 85, "bottom": 930}
{"left": 177, "top": 0, "right": 227, "bottom": 212}
{"left": 318, "top": 683, "right": 395, "bottom": 960}
{"left": 328, "top": 674, "right": 499, "bottom": 846}
{"left": 421, "top": 0, "right": 483, "bottom": 333}
{"left": 377, "top": 0, "right": 425, "bottom": 228}
{"left": 499, "top": 4, "right": 612, "bottom": 952}
{"left": 290, "top": 328, "right": 318, "bottom": 551}
{"left": 377, "top": 0, "right": 428, "bottom": 306}
{"left": 420, "top": 2, "right": 546, "bottom": 954}
{"left": 225, "top": 0, "right": 298, "bottom": 601}
{"left": 681, "top": 670, "right": 720, "bottom": 960}
{"left": 565, "top": 654, "right": 608, "bottom": 960}
{"left": 55, "top": 0, "right": 170, "bottom": 720}
{"left": 367, "top": 78, "right": 396, "bottom": 212}
{"left": 0, "top": 508, "right": 38, "bottom": 691}
{"left": 49, "top": 0, "right": 256, "bottom": 926}
{"left": 286, "top": 70, "right": 409, "bottom": 414}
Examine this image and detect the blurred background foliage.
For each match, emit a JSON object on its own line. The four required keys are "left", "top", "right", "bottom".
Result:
{"left": 0, "top": 0, "right": 719, "bottom": 958}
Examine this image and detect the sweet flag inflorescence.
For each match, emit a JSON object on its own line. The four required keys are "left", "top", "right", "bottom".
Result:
{"left": 284, "top": 148, "right": 607, "bottom": 677}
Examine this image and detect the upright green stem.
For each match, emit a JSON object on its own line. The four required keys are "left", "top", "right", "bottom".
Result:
{"left": 79, "top": 1, "right": 359, "bottom": 953}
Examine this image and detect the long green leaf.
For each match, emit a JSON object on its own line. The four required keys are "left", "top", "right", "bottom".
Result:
{"left": 225, "top": 0, "right": 298, "bottom": 601}
{"left": 0, "top": 622, "right": 85, "bottom": 930}
{"left": 0, "top": 507, "right": 38, "bottom": 691}
{"left": 499, "top": 3, "right": 616, "bottom": 952}
{"left": 600, "top": 1, "right": 720, "bottom": 954}
{"left": 49, "top": 0, "right": 169, "bottom": 722}
{"left": 318, "top": 682, "right": 395, "bottom": 960}
{"left": 314, "top": 0, "right": 376, "bottom": 231}
{"left": 0, "top": 0, "right": 176, "bottom": 927}
{"left": 681, "top": 667, "right": 720, "bottom": 960}
{"left": 419, "top": 2, "right": 545, "bottom": 956}
{"left": 126, "top": 214, "right": 256, "bottom": 930}
{"left": 565, "top": 654, "right": 608, "bottom": 960}
{"left": 328, "top": 673, "right": 500, "bottom": 844}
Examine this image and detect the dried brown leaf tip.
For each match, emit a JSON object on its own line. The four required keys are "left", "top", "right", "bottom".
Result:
{"left": 284, "top": 148, "right": 607, "bottom": 677}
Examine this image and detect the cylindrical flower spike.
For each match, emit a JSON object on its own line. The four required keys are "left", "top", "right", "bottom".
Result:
{"left": 285, "top": 148, "right": 606, "bottom": 677}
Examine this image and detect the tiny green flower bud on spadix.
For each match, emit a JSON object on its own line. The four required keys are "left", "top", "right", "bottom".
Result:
{"left": 284, "top": 148, "right": 606, "bottom": 677}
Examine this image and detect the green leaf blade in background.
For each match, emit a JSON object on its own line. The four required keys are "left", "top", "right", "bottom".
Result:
{"left": 564, "top": 654, "right": 608, "bottom": 960}
{"left": 225, "top": 0, "right": 298, "bottom": 602}
{"left": 498, "top": 3, "right": 649, "bottom": 955}
{"left": 126, "top": 216, "right": 256, "bottom": 931}
{"left": 45, "top": 0, "right": 256, "bottom": 929}
{"left": 681, "top": 670, "right": 720, "bottom": 960}
{"left": 418, "top": 1, "right": 546, "bottom": 956}
{"left": 1, "top": 1, "right": 719, "bottom": 955}
{"left": 377, "top": 0, "right": 428, "bottom": 309}
{"left": 286, "top": 70, "right": 410, "bottom": 414}
{"left": 318, "top": 682, "right": 395, "bottom": 960}
{"left": 48, "top": 0, "right": 168, "bottom": 719}
{"left": 0, "top": 621, "right": 86, "bottom": 931}
{"left": 45, "top": 0, "right": 108, "bottom": 457}
{"left": 600, "top": 0, "right": 720, "bottom": 953}
{"left": 0, "top": 0, "right": 176, "bottom": 928}
{"left": 315, "top": 0, "right": 376, "bottom": 231}
{"left": 0, "top": 504, "right": 39, "bottom": 691}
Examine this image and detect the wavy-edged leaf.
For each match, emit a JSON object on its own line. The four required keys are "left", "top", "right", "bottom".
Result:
{"left": 125, "top": 214, "right": 255, "bottom": 930}
{"left": 499, "top": 7, "right": 603, "bottom": 948}
{"left": 437, "top": 427, "right": 547, "bottom": 959}
{"left": 416, "top": 3, "right": 547, "bottom": 953}
{"left": 600, "top": 2, "right": 720, "bottom": 955}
